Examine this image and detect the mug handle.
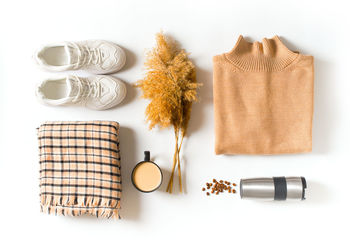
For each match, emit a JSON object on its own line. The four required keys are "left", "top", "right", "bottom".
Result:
{"left": 144, "top": 151, "right": 150, "bottom": 161}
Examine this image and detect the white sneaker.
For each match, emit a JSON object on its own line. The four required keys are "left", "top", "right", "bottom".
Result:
{"left": 36, "top": 75, "right": 127, "bottom": 110}
{"left": 34, "top": 40, "right": 126, "bottom": 74}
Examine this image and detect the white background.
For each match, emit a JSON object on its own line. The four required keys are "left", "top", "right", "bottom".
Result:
{"left": 0, "top": 0, "right": 349, "bottom": 249}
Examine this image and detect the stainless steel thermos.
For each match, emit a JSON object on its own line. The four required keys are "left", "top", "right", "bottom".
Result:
{"left": 240, "top": 177, "right": 307, "bottom": 200}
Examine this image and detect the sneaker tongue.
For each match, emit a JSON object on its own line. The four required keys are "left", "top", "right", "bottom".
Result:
{"left": 65, "top": 44, "right": 79, "bottom": 64}
{"left": 66, "top": 76, "right": 80, "bottom": 98}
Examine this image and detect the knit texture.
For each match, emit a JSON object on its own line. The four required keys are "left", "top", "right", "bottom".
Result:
{"left": 37, "top": 121, "right": 121, "bottom": 218}
{"left": 213, "top": 35, "right": 314, "bottom": 155}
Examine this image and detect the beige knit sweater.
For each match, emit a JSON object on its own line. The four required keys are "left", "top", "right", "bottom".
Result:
{"left": 213, "top": 35, "right": 314, "bottom": 155}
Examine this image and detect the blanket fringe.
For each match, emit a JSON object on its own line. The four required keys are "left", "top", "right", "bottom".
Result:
{"left": 40, "top": 195, "right": 120, "bottom": 219}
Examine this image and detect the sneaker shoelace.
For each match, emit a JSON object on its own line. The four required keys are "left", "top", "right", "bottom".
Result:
{"left": 75, "top": 44, "right": 104, "bottom": 67}
{"left": 71, "top": 76, "right": 101, "bottom": 104}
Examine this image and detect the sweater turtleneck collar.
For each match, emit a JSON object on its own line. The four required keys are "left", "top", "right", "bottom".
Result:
{"left": 225, "top": 35, "right": 299, "bottom": 72}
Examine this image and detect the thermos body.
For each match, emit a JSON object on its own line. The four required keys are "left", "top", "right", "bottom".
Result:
{"left": 240, "top": 177, "right": 307, "bottom": 201}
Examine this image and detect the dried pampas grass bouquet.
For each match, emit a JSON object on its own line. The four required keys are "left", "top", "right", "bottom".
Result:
{"left": 136, "top": 32, "right": 201, "bottom": 193}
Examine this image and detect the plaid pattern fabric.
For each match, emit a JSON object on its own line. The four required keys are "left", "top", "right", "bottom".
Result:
{"left": 37, "top": 121, "right": 121, "bottom": 219}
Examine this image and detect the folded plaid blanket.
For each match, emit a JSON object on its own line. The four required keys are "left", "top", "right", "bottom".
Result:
{"left": 37, "top": 121, "right": 121, "bottom": 219}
